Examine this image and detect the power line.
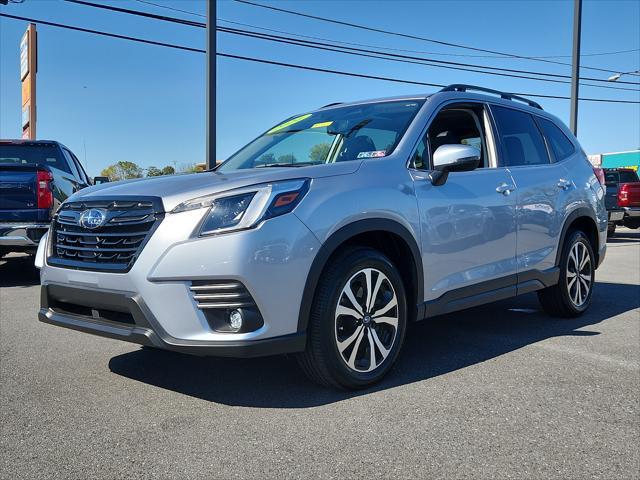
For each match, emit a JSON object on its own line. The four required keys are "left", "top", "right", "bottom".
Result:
{"left": 132, "top": 0, "right": 206, "bottom": 18}
{"left": 218, "top": 26, "right": 640, "bottom": 92}
{"left": 1, "top": 12, "right": 638, "bottom": 105}
{"left": 0, "top": 12, "right": 205, "bottom": 53}
{"left": 64, "top": 0, "right": 204, "bottom": 27}
{"left": 219, "top": 18, "right": 640, "bottom": 61}
{"left": 218, "top": 21, "right": 599, "bottom": 82}
{"left": 216, "top": 53, "right": 639, "bottom": 104}
{"left": 233, "top": 0, "right": 637, "bottom": 76}
{"left": 62, "top": 0, "right": 639, "bottom": 88}
{"left": 536, "top": 48, "right": 640, "bottom": 59}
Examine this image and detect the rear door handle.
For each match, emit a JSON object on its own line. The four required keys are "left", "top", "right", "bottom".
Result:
{"left": 496, "top": 183, "right": 515, "bottom": 195}
{"left": 557, "top": 179, "right": 571, "bottom": 190}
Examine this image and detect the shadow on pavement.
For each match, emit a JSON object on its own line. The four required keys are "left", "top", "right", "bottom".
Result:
{"left": 109, "top": 281, "right": 639, "bottom": 408}
{"left": 607, "top": 228, "right": 639, "bottom": 244}
{"left": 0, "top": 254, "right": 40, "bottom": 288}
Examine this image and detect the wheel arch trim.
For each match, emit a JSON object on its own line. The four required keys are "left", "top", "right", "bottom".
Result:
{"left": 555, "top": 207, "right": 600, "bottom": 267}
{"left": 296, "top": 218, "right": 423, "bottom": 333}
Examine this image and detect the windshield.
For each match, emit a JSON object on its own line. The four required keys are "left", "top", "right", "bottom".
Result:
{"left": 0, "top": 144, "right": 69, "bottom": 173}
{"left": 218, "top": 100, "right": 424, "bottom": 172}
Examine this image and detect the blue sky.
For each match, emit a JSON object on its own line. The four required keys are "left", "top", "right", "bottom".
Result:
{"left": 1, "top": 0, "right": 638, "bottom": 176}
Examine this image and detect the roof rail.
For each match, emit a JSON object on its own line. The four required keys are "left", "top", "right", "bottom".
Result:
{"left": 321, "top": 102, "right": 343, "bottom": 108}
{"left": 440, "top": 84, "right": 543, "bottom": 110}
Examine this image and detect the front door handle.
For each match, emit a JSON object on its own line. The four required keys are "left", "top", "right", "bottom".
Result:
{"left": 496, "top": 183, "right": 515, "bottom": 196}
{"left": 557, "top": 178, "right": 571, "bottom": 190}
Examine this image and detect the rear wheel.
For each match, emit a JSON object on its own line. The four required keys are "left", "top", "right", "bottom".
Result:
{"left": 607, "top": 223, "right": 616, "bottom": 237}
{"left": 297, "top": 247, "right": 407, "bottom": 389}
{"left": 538, "top": 230, "right": 595, "bottom": 318}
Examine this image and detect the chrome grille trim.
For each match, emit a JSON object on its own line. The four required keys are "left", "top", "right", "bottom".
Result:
{"left": 190, "top": 280, "right": 257, "bottom": 310}
{"left": 48, "top": 196, "right": 164, "bottom": 272}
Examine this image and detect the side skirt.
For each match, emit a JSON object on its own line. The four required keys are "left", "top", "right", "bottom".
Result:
{"left": 416, "top": 267, "right": 560, "bottom": 320}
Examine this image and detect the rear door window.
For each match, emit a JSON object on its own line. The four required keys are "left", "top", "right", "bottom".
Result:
{"left": 491, "top": 106, "right": 550, "bottom": 167}
{"left": 535, "top": 117, "right": 575, "bottom": 161}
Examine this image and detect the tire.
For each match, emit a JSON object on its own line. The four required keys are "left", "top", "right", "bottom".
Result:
{"left": 297, "top": 247, "right": 407, "bottom": 389}
{"left": 537, "top": 230, "right": 595, "bottom": 318}
{"left": 607, "top": 223, "right": 616, "bottom": 237}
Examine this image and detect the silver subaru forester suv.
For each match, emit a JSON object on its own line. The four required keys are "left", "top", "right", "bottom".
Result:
{"left": 37, "top": 85, "right": 607, "bottom": 389}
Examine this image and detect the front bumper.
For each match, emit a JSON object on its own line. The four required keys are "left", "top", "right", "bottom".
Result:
{"left": 39, "top": 284, "right": 306, "bottom": 357}
{"left": 0, "top": 222, "right": 48, "bottom": 246}
{"left": 39, "top": 209, "right": 321, "bottom": 355}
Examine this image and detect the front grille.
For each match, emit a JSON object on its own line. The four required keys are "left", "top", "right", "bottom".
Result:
{"left": 49, "top": 197, "right": 163, "bottom": 272}
{"left": 190, "top": 280, "right": 256, "bottom": 309}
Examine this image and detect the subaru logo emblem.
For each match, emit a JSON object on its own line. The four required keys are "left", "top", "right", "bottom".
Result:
{"left": 79, "top": 208, "right": 107, "bottom": 230}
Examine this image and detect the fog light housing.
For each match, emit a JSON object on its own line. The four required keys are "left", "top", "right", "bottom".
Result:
{"left": 229, "top": 309, "right": 243, "bottom": 331}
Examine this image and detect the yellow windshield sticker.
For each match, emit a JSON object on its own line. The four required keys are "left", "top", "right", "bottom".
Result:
{"left": 267, "top": 114, "right": 312, "bottom": 134}
{"left": 311, "top": 121, "right": 333, "bottom": 129}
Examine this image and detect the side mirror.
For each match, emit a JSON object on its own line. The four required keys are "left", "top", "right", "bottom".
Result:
{"left": 429, "top": 144, "right": 481, "bottom": 186}
{"left": 93, "top": 176, "right": 110, "bottom": 185}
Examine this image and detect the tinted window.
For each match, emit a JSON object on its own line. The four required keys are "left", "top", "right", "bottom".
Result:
{"left": 65, "top": 149, "right": 90, "bottom": 184}
{"left": 0, "top": 144, "right": 70, "bottom": 173}
{"left": 492, "top": 106, "right": 550, "bottom": 167}
{"left": 604, "top": 171, "right": 619, "bottom": 186}
{"left": 61, "top": 149, "right": 80, "bottom": 178}
{"left": 619, "top": 170, "right": 639, "bottom": 183}
{"left": 536, "top": 117, "right": 575, "bottom": 161}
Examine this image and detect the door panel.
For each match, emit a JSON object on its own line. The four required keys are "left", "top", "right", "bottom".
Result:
{"left": 508, "top": 163, "right": 570, "bottom": 273}
{"left": 412, "top": 168, "right": 517, "bottom": 301}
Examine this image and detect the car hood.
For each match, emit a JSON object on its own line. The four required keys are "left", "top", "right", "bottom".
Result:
{"left": 70, "top": 161, "right": 360, "bottom": 211}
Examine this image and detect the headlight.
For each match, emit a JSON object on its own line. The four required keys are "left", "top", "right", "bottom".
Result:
{"left": 172, "top": 179, "right": 310, "bottom": 236}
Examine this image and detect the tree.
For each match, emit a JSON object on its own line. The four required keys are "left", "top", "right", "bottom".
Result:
{"left": 146, "top": 166, "right": 162, "bottom": 177}
{"left": 161, "top": 166, "right": 175, "bottom": 175}
{"left": 309, "top": 143, "right": 331, "bottom": 163}
{"left": 100, "top": 161, "right": 143, "bottom": 182}
{"left": 257, "top": 153, "right": 276, "bottom": 166}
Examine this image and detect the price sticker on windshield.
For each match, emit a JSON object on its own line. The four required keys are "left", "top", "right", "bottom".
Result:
{"left": 357, "top": 150, "right": 387, "bottom": 159}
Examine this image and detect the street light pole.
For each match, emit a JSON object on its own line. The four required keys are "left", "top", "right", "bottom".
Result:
{"left": 206, "top": 0, "right": 216, "bottom": 170}
{"left": 569, "top": 0, "right": 582, "bottom": 136}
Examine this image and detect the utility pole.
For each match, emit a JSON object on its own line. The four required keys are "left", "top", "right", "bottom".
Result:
{"left": 206, "top": 0, "right": 216, "bottom": 169}
{"left": 569, "top": 0, "right": 582, "bottom": 136}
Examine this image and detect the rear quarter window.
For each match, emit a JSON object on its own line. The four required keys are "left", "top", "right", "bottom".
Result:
{"left": 535, "top": 116, "right": 575, "bottom": 161}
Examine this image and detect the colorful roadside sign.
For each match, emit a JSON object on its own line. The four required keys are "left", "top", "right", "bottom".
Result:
{"left": 20, "top": 24, "right": 37, "bottom": 140}
{"left": 20, "top": 30, "right": 29, "bottom": 80}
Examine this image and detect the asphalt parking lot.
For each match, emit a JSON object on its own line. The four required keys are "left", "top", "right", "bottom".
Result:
{"left": 1, "top": 229, "right": 638, "bottom": 479}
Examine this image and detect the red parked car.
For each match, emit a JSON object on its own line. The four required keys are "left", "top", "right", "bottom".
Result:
{"left": 603, "top": 168, "right": 640, "bottom": 235}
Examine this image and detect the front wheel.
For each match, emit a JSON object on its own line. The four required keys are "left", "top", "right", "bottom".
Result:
{"left": 297, "top": 247, "right": 407, "bottom": 389}
{"left": 538, "top": 230, "right": 595, "bottom": 318}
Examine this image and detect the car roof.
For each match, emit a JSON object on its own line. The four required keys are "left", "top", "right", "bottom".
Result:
{"left": 0, "top": 139, "right": 62, "bottom": 146}
{"left": 314, "top": 89, "right": 546, "bottom": 116}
